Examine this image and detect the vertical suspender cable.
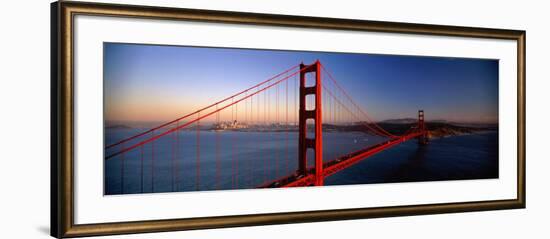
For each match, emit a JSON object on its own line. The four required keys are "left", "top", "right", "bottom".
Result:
{"left": 196, "top": 112, "right": 200, "bottom": 191}
{"left": 140, "top": 145, "right": 144, "bottom": 193}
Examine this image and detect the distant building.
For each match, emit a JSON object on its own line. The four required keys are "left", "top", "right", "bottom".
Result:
{"left": 212, "top": 120, "right": 248, "bottom": 130}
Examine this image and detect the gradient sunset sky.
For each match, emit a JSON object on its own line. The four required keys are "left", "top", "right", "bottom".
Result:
{"left": 104, "top": 43, "right": 498, "bottom": 124}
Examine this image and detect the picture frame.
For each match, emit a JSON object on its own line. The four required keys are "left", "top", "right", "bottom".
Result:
{"left": 51, "top": 1, "right": 526, "bottom": 238}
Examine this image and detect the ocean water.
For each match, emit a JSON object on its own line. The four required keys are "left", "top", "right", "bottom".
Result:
{"left": 104, "top": 129, "right": 498, "bottom": 195}
{"left": 325, "top": 132, "right": 498, "bottom": 185}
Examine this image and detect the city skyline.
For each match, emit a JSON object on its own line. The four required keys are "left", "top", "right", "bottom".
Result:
{"left": 104, "top": 43, "right": 499, "bottom": 125}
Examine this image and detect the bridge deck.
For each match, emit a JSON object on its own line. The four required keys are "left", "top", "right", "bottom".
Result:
{"left": 258, "top": 131, "right": 424, "bottom": 188}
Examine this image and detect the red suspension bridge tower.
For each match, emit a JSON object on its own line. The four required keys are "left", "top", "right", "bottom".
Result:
{"left": 418, "top": 110, "right": 428, "bottom": 145}
{"left": 298, "top": 60, "right": 324, "bottom": 186}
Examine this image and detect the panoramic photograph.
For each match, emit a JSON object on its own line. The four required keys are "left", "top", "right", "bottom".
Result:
{"left": 103, "top": 43, "right": 499, "bottom": 195}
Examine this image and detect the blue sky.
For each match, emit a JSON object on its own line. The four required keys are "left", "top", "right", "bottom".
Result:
{"left": 104, "top": 43, "right": 498, "bottom": 124}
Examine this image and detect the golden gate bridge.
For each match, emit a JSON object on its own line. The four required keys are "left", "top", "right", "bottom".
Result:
{"left": 105, "top": 61, "right": 428, "bottom": 194}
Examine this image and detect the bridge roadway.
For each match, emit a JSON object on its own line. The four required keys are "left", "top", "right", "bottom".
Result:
{"left": 258, "top": 131, "right": 424, "bottom": 188}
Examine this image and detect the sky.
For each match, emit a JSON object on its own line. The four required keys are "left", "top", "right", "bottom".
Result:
{"left": 104, "top": 43, "right": 498, "bottom": 124}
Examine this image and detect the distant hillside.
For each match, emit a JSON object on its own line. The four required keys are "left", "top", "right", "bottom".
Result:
{"left": 381, "top": 118, "right": 450, "bottom": 124}
{"left": 378, "top": 122, "right": 496, "bottom": 138}
{"left": 380, "top": 118, "right": 417, "bottom": 124}
{"left": 105, "top": 124, "right": 132, "bottom": 130}
{"left": 323, "top": 121, "right": 496, "bottom": 138}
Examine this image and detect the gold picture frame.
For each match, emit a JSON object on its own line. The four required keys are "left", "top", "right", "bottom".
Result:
{"left": 51, "top": 1, "right": 526, "bottom": 238}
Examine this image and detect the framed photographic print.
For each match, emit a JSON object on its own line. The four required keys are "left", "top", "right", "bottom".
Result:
{"left": 51, "top": 1, "right": 526, "bottom": 238}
